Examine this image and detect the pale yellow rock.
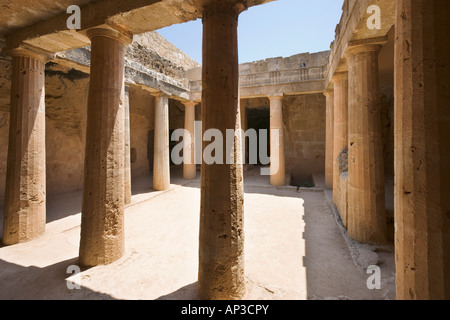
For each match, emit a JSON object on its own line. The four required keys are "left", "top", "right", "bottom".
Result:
{"left": 3, "top": 49, "right": 47, "bottom": 245}
{"left": 346, "top": 43, "right": 386, "bottom": 245}
{"left": 324, "top": 90, "right": 334, "bottom": 189}
{"left": 153, "top": 92, "right": 170, "bottom": 191}
{"left": 198, "top": 0, "right": 246, "bottom": 300}
{"left": 332, "top": 72, "right": 348, "bottom": 210}
{"left": 79, "top": 27, "right": 132, "bottom": 267}
{"left": 183, "top": 101, "right": 196, "bottom": 180}
{"left": 268, "top": 93, "right": 286, "bottom": 186}
{"left": 394, "top": 0, "right": 450, "bottom": 300}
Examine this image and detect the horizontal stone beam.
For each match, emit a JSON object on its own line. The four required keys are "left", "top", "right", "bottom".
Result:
{"left": 52, "top": 47, "right": 190, "bottom": 100}
{"left": 324, "top": 0, "right": 395, "bottom": 89}
{"left": 189, "top": 79, "right": 325, "bottom": 101}
{"left": 3, "top": 0, "right": 275, "bottom": 54}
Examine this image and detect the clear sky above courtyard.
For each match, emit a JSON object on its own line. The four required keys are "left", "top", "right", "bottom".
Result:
{"left": 157, "top": 0, "right": 345, "bottom": 64}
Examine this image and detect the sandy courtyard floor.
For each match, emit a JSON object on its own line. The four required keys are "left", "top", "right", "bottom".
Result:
{"left": 0, "top": 168, "right": 395, "bottom": 300}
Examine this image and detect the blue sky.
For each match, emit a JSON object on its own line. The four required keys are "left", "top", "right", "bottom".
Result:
{"left": 157, "top": 0, "right": 344, "bottom": 64}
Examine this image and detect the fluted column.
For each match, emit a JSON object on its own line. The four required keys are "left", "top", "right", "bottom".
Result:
{"left": 199, "top": 0, "right": 246, "bottom": 300}
{"left": 332, "top": 72, "right": 348, "bottom": 209}
{"left": 324, "top": 89, "right": 334, "bottom": 189}
{"left": 124, "top": 86, "right": 132, "bottom": 204}
{"left": 268, "top": 93, "right": 286, "bottom": 186}
{"left": 3, "top": 48, "right": 48, "bottom": 245}
{"left": 79, "top": 27, "right": 132, "bottom": 266}
{"left": 346, "top": 43, "right": 386, "bottom": 245}
{"left": 183, "top": 101, "right": 196, "bottom": 180}
{"left": 153, "top": 92, "right": 170, "bottom": 191}
{"left": 240, "top": 100, "right": 248, "bottom": 167}
{"left": 394, "top": 0, "right": 450, "bottom": 300}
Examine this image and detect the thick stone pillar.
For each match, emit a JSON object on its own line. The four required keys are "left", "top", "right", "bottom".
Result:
{"left": 346, "top": 43, "right": 387, "bottom": 245}
{"left": 240, "top": 100, "right": 247, "bottom": 133}
{"left": 324, "top": 89, "right": 334, "bottom": 189}
{"left": 124, "top": 86, "right": 132, "bottom": 204}
{"left": 199, "top": 0, "right": 246, "bottom": 300}
{"left": 394, "top": 0, "right": 450, "bottom": 300}
{"left": 79, "top": 27, "right": 132, "bottom": 266}
{"left": 153, "top": 92, "right": 170, "bottom": 191}
{"left": 332, "top": 73, "right": 348, "bottom": 208}
{"left": 183, "top": 101, "right": 196, "bottom": 180}
{"left": 3, "top": 48, "right": 48, "bottom": 245}
{"left": 240, "top": 100, "right": 248, "bottom": 168}
{"left": 268, "top": 93, "right": 286, "bottom": 186}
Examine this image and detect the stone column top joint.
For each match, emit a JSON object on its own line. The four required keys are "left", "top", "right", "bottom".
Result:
{"left": 153, "top": 90, "right": 170, "bottom": 98}
{"left": 183, "top": 100, "right": 197, "bottom": 108}
{"left": 268, "top": 93, "right": 284, "bottom": 100}
{"left": 332, "top": 72, "right": 348, "bottom": 82}
{"left": 345, "top": 36, "right": 388, "bottom": 56}
{"left": 323, "top": 89, "right": 334, "bottom": 97}
{"left": 6, "top": 46, "right": 54, "bottom": 62}
{"left": 202, "top": 0, "right": 248, "bottom": 19}
{"left": 86, "top": 25, "right": 133, "bottom": 45}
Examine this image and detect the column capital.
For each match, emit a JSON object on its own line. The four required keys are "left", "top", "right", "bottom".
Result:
{"left": 268, "top": 93, "right": 284, "bottom": 101}
{"left": 182, "top": 100, "right": 197, "bottom": 108}
{"left": 323, "top": 89, "right": 334, "bottom": 97}
{"left": 152, "top": 90, "right": 170, "bottom": 98}
{"left": 202, "top": 0, "right": 248, "bottom": 19}
{"left": 7, "top": 46, "right": 54, "bottom": 62}
{"left": 332, "top": 71, "right": 348, "bottom": 82}
{"left": 86, "top": 25, "right": 133, "bottom": 45}
{"left": 345, "top": 36, "right": 388, "bottom": 56}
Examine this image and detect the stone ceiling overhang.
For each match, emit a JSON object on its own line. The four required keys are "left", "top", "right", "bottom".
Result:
{"left": 1, "top": 0, "right": 274, "bottom": 54}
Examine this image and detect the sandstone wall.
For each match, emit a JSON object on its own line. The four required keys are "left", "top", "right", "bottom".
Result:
{"left": 44, "top": 71, "right": 89, "bottom": 196}
{"left": 239, "top": 51, "right": 329, "bottom": 75}
{"left": 283, "top": 94, "right": 326, "bottom": 178}
{"left": 242, "top": 94, "right": 326, "bottom": 180}
{"left": 0, "top": 62, "right": 158, "bottom": 204}
{"left": 130, "top": 32, "right": 200, "bottom": 80}
{"left": 129, "top": 86, "right": 155, "bottom": 178}
{"left": 380, "top": 82, "right": 394, "bottom": 177}
{"left": 0, "top": 57, "right": 12, "bottom": 207}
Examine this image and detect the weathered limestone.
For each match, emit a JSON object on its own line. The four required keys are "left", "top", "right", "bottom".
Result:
{"left": 153, "top": 92, "right": 171, "bottom": 191}
{"left": 346, "top": 43, "right": 387, "bottom": 245}
{"left": 324, "top": 90, "right": 334, "bottom": 189}
{"left": 79, "top": 27, "right": 132, "bottom": 266}
{"left": 332, "top": 72, "right": 348, "bottom": 211}
{"left": 2, "top": 48, "right": 48, "bottom": 245}
{"left": 124, "top": 86, "right": 132, "bottom": 205}
{"left": 183, "top": 101, "right": 197, "bottom": 180}
{"left": 240, "top": 100, "right": 248, "bottom": 167}
{"left": 394, "top": 0, "right": 450, "bottom": 300}
{"left": 268, "top": 93, "right": 286, "bottom": 186}
{"left": 240, "top": 101, "right": 247, "bottom": 133}
{"left": 198, "top": 0, "right": 246, "bottom": 300}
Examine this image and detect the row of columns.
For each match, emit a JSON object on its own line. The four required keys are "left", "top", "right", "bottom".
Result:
{"left": 324, "top": 0, "right": 450, "bottom": 299}
{"left": 325, "top": 42, "right": 387, "bottom": 245}
{"left": 2, "top": 0, "right": 272, "bottom": 300}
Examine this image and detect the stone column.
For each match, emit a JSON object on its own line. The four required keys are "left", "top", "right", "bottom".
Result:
{"left": 324, "top": 89, "right": 334, "bottom": 189}
{"left": 3, "top": 48, "right": 48, "bottom": 245}
{"left": 240, "top": 99, "right": 248, "bottom": 168}
{"left": 394, "top": 0, "right": 450, "bottom": 300}
{"left": 153, "top": 92, "right": 170, "bottom": 191}
{"left": 124, "top": 86, "right": 132, "bottom": 204}
{"left": 183, "top": 101, "right": 196, "bottom": 180}
{"left": 79, "top": 27, "right": 132, "bottom": 266}
{"left": 332, "top": 72, "right": 348, "bottom": 208}
{"left": 199, "top": 0, "right": 246, "bottom": 300}
{"left": 268, "top": 93, "right": 286, "bottom": 186}
{"left": 346, "top": 43, "right": 386, "bottom": 245}
{"left": 240, "top": 100, "right": 247, "bottom": 134}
